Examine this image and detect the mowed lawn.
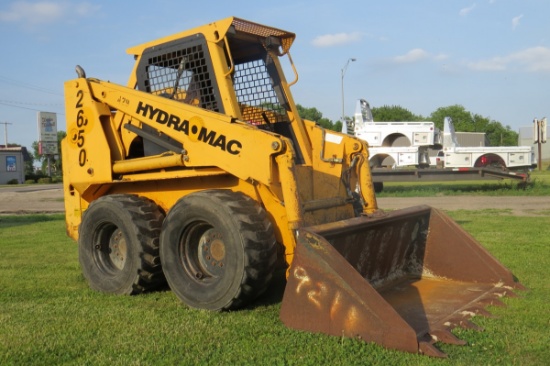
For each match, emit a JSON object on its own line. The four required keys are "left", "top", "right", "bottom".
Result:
{"left": 0, "top": 211, "right": 548, "bottom": 365}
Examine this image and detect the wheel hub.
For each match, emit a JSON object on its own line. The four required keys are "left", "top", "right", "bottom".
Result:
{"left": 108, "top": 229, "right": 127, "bottom": 271}
{"left": 209, "top": 239, "right": 226, "bottom": 262}
{"left": 197, "top": 229, "right": 225, "bottom": 277}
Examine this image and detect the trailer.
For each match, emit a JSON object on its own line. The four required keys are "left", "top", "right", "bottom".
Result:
{"left": 370, "top": 166, "right": 530, "bottom": 192}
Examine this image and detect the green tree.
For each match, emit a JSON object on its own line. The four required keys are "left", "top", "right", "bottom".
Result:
{"left": 22, "top": 147, "right": 34, "bottom": 176}
{"left": 371, "top": 105, "right": 425, "bottom": 122}
{"left": 296, "top": 104, "right": 323, "bottom": 122}
{"left": 484, "top": 121, "right": 518, "bottom": 146}
{"left": 296, "top": 104, "right": 341, "bottom": 132}
{"left": 429, "top": 105, "right": 474, "bottom": 131}
{"left": 32, "top": 130, "right": 66, "bottom": 176}
{"left": 430, "top": 105, "right": 518, "bottom": 146}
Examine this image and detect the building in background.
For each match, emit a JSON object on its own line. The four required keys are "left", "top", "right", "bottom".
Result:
{"left": 454, "top": 132, "right": 488, "bottom": 147}
{"left": 0, "top": 146, "right": 25, "bottom": 184}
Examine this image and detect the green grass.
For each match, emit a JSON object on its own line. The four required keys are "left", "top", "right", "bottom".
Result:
{"left": 1, "top": 212, "right": 549, "bottom": 365}
{"left": 377, "top": 169, "right": 550, "bottom": 197}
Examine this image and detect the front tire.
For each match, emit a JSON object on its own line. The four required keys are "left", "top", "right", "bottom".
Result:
{"left": 160, "top": 190, "right": 277, "bottom": 311}
{"left": 78, "top": 194, "right": 165, "bottom": 295}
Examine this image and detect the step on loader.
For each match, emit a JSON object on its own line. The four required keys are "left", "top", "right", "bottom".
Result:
{"left": 62, "top": 17, "right": 523, "bottom": 357}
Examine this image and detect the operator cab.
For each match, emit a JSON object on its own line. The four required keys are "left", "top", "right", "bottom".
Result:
{"left": 131, "top": 19, "right": 304, "bottom": 162}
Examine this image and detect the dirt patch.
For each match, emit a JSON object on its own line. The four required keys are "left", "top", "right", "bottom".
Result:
{"left": 1, "top": 185, "right": 549, "bottom": 216}
{"left": 0, "top": 185, "right": 65, "bottom": 215}
{"left": 377, "top": 196, "right": 550, "bottom": 216}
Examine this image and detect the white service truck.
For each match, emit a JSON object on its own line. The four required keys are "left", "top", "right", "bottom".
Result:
{"left": 349, "top": 99, "right": 535, "bottom": 171}
{"left": 439, "top": 117, "right": 536, "bottom": 170}
{"left": 347, "top": 99, "right": 440, "bottom": 168}
{"left": 346, "top": 99, "right": 533, "bottom": 191}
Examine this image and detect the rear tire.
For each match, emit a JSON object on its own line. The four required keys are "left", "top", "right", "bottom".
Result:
{"left": 78, "top": 194, "right": 165, "bottom": 295}
{"left": 160, "top": 190, "right": 277, "bottom": 311}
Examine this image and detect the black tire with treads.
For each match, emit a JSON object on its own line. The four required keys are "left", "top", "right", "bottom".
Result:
{"left": 160, "top": 190, "right": 277, "bottom": 311}
{"left": 78, "top": 194, "right": 165, "bottom": 294}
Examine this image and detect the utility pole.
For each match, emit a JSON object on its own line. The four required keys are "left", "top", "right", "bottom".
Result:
{"left": 0, "top": 122, "right": 12, "bottom": 147}
{"left": 341, "top": 58, "right": 356, "bottom": 130}
{"left": 533, "top": 117, "right": 547, "bottom": 171}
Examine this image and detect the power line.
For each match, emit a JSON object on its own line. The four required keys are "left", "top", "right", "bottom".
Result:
{"left": 0, "top": 99, "right": 63, "bottom": 108}
{"left": 0, "top": 75, "right": 62, "bottom": 96}
{"left": 0, "top": 75, "right": 64, "bottom": 117}
{"left": 0, "top": 100, "right": 64, "bottom": 115}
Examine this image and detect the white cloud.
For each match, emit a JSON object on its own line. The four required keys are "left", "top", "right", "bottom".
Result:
{"left": 392, "top": 48, "right": 430, "bottom": 64}
{"left": 311, "top": 32, "right": 362, "bottom": 47}
{"left": 467, "top": 47, "right": 550, "bottom": 72}
{"left": 508, "top": 46, "right": 550, "bottom": 72}
{"left": 512, "top": 14, "right": 524, "bottom": 30}
{"left": 459, "top": 3, "right": 477, "bottom": 16}
{"left": 389, "top": 49, "right": 448, "bottom": 65}
{"left": 0, "top": 1, "right": 99, "bottom": 26}
{"left": 467, "top": 57, "right": 507, "bottom": 71}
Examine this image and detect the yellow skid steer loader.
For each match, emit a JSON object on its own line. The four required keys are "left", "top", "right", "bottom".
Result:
{"left": 61, "top": 17, "right": 523, "bottom": 357}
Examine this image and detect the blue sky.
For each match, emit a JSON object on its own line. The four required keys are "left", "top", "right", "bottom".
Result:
{"left": 1, "top": 0, "right": 549, "bottom": 151}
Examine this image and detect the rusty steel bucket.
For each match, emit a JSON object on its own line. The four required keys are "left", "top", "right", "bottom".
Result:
{"left": 280, "top": 205, "right": 524, "bottom": 357}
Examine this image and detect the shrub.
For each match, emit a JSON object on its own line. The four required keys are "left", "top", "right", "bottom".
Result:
{"left": 37, "top": 177, "right": 52, "bottom": 184}
{"left": 7, "top": 179, "right": 19, "bottom": 185}
{"left": 25, "top": 173, "right": 46, "bottom": 182}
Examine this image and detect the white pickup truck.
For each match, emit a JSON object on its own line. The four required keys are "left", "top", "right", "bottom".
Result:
{"left": 439, "top": 117, "right": 535, "bottom": 169}
{"left": 348, "top": 99, "right": 440, "bottom": 167}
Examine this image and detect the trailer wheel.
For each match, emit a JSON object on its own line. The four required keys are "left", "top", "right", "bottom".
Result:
{"left": 79, "top": 194, "right": 165, "bottom": 295}
{"left": 160, "top": 190, "right": 277, "bottom": 311}
{"left": 373, "top": 182, "right": 384, "bottom": 193}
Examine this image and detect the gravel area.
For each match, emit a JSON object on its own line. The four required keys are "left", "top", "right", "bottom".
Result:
{"left": 1, "top": 184, "right": 548, "bottom": 216}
